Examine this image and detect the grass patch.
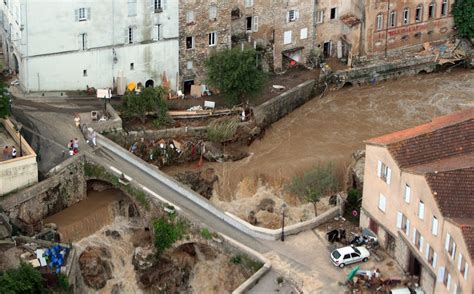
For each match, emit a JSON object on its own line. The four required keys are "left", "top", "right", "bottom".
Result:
{"left": 200, "top": 228, "right": 213, "bottom": 240}
{"left": 230, "top": 254, "right": 263, "bottom": 272}
{"left": 207, "top": 117, "right": 239, "bottom": 142}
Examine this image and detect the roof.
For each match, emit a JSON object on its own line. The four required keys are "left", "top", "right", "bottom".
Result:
{"left": 461, "top": 225, "right": 474, "bottom": 262}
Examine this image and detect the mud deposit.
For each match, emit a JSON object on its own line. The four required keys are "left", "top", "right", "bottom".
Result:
{"left": 165, "top": 69, "right": 474, "bottom": 227}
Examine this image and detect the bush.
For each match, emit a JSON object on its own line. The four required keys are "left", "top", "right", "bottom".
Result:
{"left": 200, "top": 228, "right": 213, "bottom": 240}
{"left": 453, "top": 0, "right": 474, "bottom": 38}
{"left": 122, "top": 86, "right": 168, "bottom": 124}
{"left": 347, "top": 189, "right": 362, "bottom": 207}
{"left": 0, "top": 82, "right": 10, "bottom": 118}
{"left": 207, "top": 118, "right": 239, "bottom": 142}
{"left": 57, "top": 273, "right": 69, "bottom": 291}
{"left": 153, "top": 217, "right": 187, "bottom": 256}
{"left": 0, "top": 262, "right": 45, "bottom": 294}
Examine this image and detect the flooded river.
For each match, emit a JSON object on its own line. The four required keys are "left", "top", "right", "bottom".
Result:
{"left": 165, "top": 69, "right": 474, "bottom": 225}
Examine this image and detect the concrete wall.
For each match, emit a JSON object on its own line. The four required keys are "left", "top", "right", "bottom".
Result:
{"left": 0, "top": 119, "right": 38, "bottom": 196}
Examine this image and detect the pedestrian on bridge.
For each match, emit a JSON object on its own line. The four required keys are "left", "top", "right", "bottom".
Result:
{"left": 3, "top": 146, "right": 9, "bottom": 160}
{"left": 11, "top": 146, "right": 17, "bottom": 158}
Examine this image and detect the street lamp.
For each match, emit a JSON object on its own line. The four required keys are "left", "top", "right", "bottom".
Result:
{"left": 281, "top": 203, "right": 287, "bottom": 242}
{"left": 17, "top": 123, "right": 23, "bottom": 157}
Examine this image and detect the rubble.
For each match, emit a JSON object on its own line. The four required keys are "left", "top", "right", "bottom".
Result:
{"left": 79, "top": 246, "right": 113, "bottom": 290}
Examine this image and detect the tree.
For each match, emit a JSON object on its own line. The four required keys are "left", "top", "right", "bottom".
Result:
{"left": 204, "top": 48, "right": 266, "bottom": 105}
{"left": 0, "top": 262, "right": 45, "bottom": 294}
{"left": 287, "top": 162, "right": 340, "bottom": 216}
{"left": 122, "top": 86, "right": 168, "bottom": 124}
{"left": 453, "top": 0, "right": 474, "bottom": 39}
{"left": 0, "top": 82, "right": 10, "bottom": 118}
{"left": 152, "top": 217, "right": 186, "bottom": 256}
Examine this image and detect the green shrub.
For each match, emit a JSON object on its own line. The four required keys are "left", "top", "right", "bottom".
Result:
{"left": 200, "top": 228, "right": 213, "bottom": 240}
{"left": 57, "top": 273, "right": 69, "bottom": 291}
{"left": 207, "top": 118, "right": 239, "bottom": 142}
{"left": 0, "top": 262, "right": 45, "bottom": 294}
{"left": 153, "top": 217, "right": 187, "bottom": 256}
{"left": 230, "top": 254, "right": 263, "bottom": 272}
{"left": 347, "top": 189, "right": 362, "bottom": 207}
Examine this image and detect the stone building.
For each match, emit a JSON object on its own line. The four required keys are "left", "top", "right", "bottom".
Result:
{"left": 363, "top": 0, "right": 455, "bottom": 57}
{"left": 0, "top": 0, "right": 179, "bottom": 92}
{"left": 178, "top": 0, "right": 232, "bottom": 94}
{"left": 360, "top": 108, "right": 473, "bottom": 294}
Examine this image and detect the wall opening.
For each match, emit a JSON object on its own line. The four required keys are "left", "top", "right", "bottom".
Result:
{"left": 145, "top": 79, "right": 154, "bottom": 88}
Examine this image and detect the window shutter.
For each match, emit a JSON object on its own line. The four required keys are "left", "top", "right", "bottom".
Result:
{"left": 124, "top": 28, "right": 129, "bottom": 44}
{"left": 452, "top": 243, "right": 456, "bottom": 258}
{"left": 75, "top": 9, "right": 79, "bottom": 21}
{"left": 87, "top": 8, "right": 91, "bottom": 20}
{"left": 457, "top": 254, "right": 462, "bottom": 271}
{"left": 405, "top": 185, "right": 411, "bottom": 202}
{"left": 464, "top": 263, "right": 469, "bottom": 280}
{"left": 77, "top": 34, "right": 81, "bottom": 50}
{"left": 153, "top": 25, "right": 158, "bottom": 41}
{"left": 432, "top": 217, "right": 438, "bottom": 235}
{"left": 286, "top": 11, "right": 290, "bottom": 23}
{"left": 253, "top": 16, "right": 259, "bottom": 32}
{"left": 445, "top": 234, "right": 450, "bottom": 251}
{"left": 386, "top": 168, "right": 392, "bottom": 184}
{"left": 425, "top": 243, "right": 429, "bottom": 259}
{"left": 453, "top": 284, "right": 457, "bottom": 294}
{"left": 433, "top": 252, "right": 437, "bottom": 268}
{"left": 84, "top": 34, "right": 87, "bottom": 49}
{"left": 419, "top": 201, "right": 424, "bottom": 219}
{"left": 406, "top": 219, "right": 410, "bottom": 235}
{"left": 447, "top": 274, "right": 451, "bottom": 290}
{"left": 419, "top": 235, "right": 424, "bottom": 251}
{"left": 437, "top": 267, "right": 445, "bottom": 282}
{"left": 377, "top": 161, "right": 382, "bottom": 177}
{"left": 396, "top": 212, "right": 402, "bottom": 229}
{"left": 295, "top": 10, "right": 300, "bottom": 20}
{"left": 412, "top": 228, "right": 417, "bottom": 243}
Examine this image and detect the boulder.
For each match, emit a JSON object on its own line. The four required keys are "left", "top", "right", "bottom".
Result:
{"left": 132, "top": 246, "right": 155, "bottom": 271}
{"left": 79, "top": 246, "right": 113, "bottom": 290}
{"left": 257, "top": 198, "right": 275, "bottom": 213}
{"left": 104, "top": 230, "right": 121, "bottom": 240}
{"left": 202, "top": 141, "right": 248, "bottom": 162}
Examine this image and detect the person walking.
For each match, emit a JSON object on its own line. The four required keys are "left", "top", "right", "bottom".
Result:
{"left": 91, "top": 131, "right": 97, "bottom": 147}
{"left": 73, "top": 138, "right": 79, "bottom": 150}
{"left": 74, "top": 114, "right": 81, "bottom": 128}
{"left": 3, "top": 146, "right": 9, "bottom": 160}
{"left": 68, "top": 140, "right": 74, "bottom": 156}
{"left": 11, "top": 146, "right": 17, "bottom": 159}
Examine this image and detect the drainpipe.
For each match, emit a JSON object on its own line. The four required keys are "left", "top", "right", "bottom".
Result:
{"left": 384, "top": 0, "right": 390, "bottom": 58}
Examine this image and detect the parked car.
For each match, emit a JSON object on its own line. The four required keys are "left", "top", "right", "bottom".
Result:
{"left": 389, "top": 287, "right": 424, "bottom": 294}
{"left": 330, "top": 245, "right": 370, "bottom": 268}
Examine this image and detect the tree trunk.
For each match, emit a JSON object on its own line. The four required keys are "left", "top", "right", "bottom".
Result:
{"left": 313, "top": 202, "right": 318, "bottom": 217}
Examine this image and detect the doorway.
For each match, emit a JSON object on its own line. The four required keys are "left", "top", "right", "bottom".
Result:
{"left": 12, "top": 53, "right": 19, "bottom": 75}
{"left": 408, "top": 253, "right": 422, "bottom": 277}
{"left": 145, "top": 79, "right": 154, "bottom": 88}
{"left": 323, "top": 41, "right": 332, "bottom": 58}
{"left": 183, "top": 80, "right": 194, "bottom": 95}
{"left": 369, "top": 218, "right": 379, "bottom": 234}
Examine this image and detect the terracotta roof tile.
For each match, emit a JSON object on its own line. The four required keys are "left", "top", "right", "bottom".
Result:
{"left": 461, "top": 225, "right": 474, "bottom": 263}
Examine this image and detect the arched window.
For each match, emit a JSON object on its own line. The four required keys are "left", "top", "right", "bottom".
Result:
{"left": 441, "top": 0, "right": 448, "bottom": 16}
{"left": 428, "top": 2, "right": 436, "bottom": 19}
{"left": 403, "top": 8, "right": 410, "bottom": 25}
{"left": 389, "top": 11, "right": 397, "bottom": 27}
{"left": 415, "top": 4, "right": 423, "bottom": 22}
{"left": 376, "top": 13, "right": 384, "bottom": 31}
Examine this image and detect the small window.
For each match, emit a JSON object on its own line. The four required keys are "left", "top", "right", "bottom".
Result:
{"left": 128, "top": 26, "right": 134, "bottom": 44}
{"left": 316, "top": 10, "right": 324, "bottom": 24}
{"left": 404, "top": 184, "right": 411, "bottom": 203}
{"left": 330, "top": 7, "right": 337, "bottom": 20}
{"left": 415, "top": 5, "right": 423, "bottom": 22}
{"left": 403, "top": 8, "right": 410, "bottom": 25}
{"left": 153, "top": 0, "right": 163, "bottom": 12}
{"left": 288, "top": 10, "right": 298, "bottom": 22}
{"left": 83, "top": 69, "right": 87, "bottom": 77}
{"left": 209, "top": 5, "right": 217, "bottom": 20}
{"left": 78, "top": 8, "right": 86, "bottom": 21}
{"left": 428, "top": 2, "right": 435, "bottom": 19}
{"left": 244, "top": 0, "right": 254, "bottom": 8}
{"left": 186, "top": 11, "right": 195, "bottom": 24}
{"left": 130, "top": 63, "right": 134, "bottom": 70}
{"left": 378, "top": 193, "right": 386, "bottom": 212}
{"left": 441, "top": 0, "right": 448, "bottom": 16}
{"left": 186, "top": 61, "right": 193, "bottom": 70}
{"left": 128, "top": 0, "right": 137, "bottom": 17}
{"left": 431, "top": 216, "right": 438, "bottom": 235}
{"left": 389, "top": 11, "right": 396, "bottom": 27}
{"left": 300, "top": 28, "right": 308, "bottom": 40}
{"left": 376, "top": 13, "right": 383, "bottom": 31}
{"left": 79, "top": 33, "right": 87, "bottom": 50}
{"left": 283, "top": 30, "right": 292, "bottom": 45}
{"left": 186, "top": 36, "right": 194, "bottom": 49}
{"left": 246, "top": 16, "right": 253, "bottom": 31}
{"left": 418, "top": 200, "right": 424, "bottom": 219}
{"left": 208, "top": 32, "right": 217, "bottom": 46}
{"left": 153, "top": 24, "right": 161, "bottom": 41}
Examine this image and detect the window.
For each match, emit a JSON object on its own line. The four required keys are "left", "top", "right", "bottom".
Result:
{"left": 396, "top": 212, "right": 409, "bottom": 235}
{"left": 83, "top": 69, "right": 87, "bottom": 77}
{"left": 79, "top": 33, "right": 87, "bottom": 50}
{"left": 441, "top": 0, "right": 448, "bottom": 16}
{"left": 389, "top": 11, "right": 396, "bottom": 27}
{"left": 283, "top": 30, "right": 292, "bottom": 45}
{"left": 376, "top": 13, "right": 383, "bottom": 31}
{"left": 404, "top": 184, "right": 411, "bottom": 203}
{"left": 415, "top": 5, "right": 423, "bottom": 22}
{"left": 246, "top": 16, "right": 252, "bottom": 31}
{"left": 246, "top": 16, "right": 259, "bottom": 32}
{"left": 75, "top": 8, "right": 90, "bottom": 22}
{"left": 209, "top": 5, "right": 217, "bottom": 20}
{"left": 378, "top": 193, "right": 386, "bottom": 212}
{"left": 186, "top": 11, "right": 194, "bottom": 24}
{"left": 330, "top": 7, "right": 338, "bottom": 20}
{"left": 418, "top": 200, "right": 424, "bottom": 219}
{"left": 458, "top": 254, "right": 469, "bottom": 279}
{"left": 128, "top": 0, "right": 137, "bottom": 17}
{"left": 443, "top": 272, "right": 451, "bottom": 290}
{"left": 154, "top": 0, "right": 163, "bottom": 12}
{"left": 186, "top": 36, "right": 194, "bottom": 49}
{"left": 428, "top": 2, "right": 435, "bottom": 19}
{"left": 288, "top": 10, "right": 299, "bottom": 22}
{"left": 208, "top": 32, "right": 216, "bottom": 46}
{"left": 445, "top": 233, "right": 457, "bottom": 259}
{"left": 403, "top": 8, "right": 410, "bottom": 25}
{"left": 300, "top": 28, "right": 308, "bottom": 39}
{"left": 244, "top": 0, "right": 254, "bottom": 8}
{"left": 128, "top": 26, "right": 134, "bottom": 44}
{"left": 130, "top": 63, "right": 134, "bottom": 70}
{"left": 377, "top": 160, "right": 391, "bottom": 184}
{"left": 316, "top": 10, "right": 324, "bottom": 24}
{"left": 425, "top": 244, "right": 437, "bottom": 268}
{"left": 413, "top": 228, "right": 423, "bottom": 251}
{"left": 186, "top": 61, "right": 193, "bottom": 70}
{"left": 431, "top": 216, "right": 438, "bottom": 235}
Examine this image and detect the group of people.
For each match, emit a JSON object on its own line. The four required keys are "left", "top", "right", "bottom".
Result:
{"left": 67, "top": 138, "right": 80, "bottom": 156}
{"left": 2, "top": 145, "right": 18, "bottom": 161}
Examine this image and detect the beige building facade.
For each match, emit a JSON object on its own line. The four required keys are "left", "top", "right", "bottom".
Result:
{"left": 360, "top": 109, "right": 473, "bottom": 294}
{"left": 363, "top": 0, "right": 455, "bottom": 56}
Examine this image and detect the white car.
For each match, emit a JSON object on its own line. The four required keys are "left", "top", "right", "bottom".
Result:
{"left": 389, "top": 287, "right": 424, "bottom": 294}
{"left": 330, "top": 245, "right": 370, "bottom": 268}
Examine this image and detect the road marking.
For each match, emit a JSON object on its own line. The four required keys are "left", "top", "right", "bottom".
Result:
{"left": 109, "top": 166, "right": 132, "bottom": 181}
{"left": 142, "top": 186, "right": 181, "bottom": 211}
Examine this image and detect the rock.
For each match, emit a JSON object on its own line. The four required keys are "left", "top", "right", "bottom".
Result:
{"left": 104, "top": 230, "right": 121, "bottom": 240}
{"left": 352, "top": 149, "right": 366, "bottom": 161}
{"left": 247, "top": 211, "right": 258, "bottom": 225}
{"left": 79, "top": 246, "right": 113, "bottom": 290}
{"left": 43, "top": 223, "right": 57, "bottom": 231}
{"left": 257, "top": 198, "right": 275, "bottom": 213}
{"left": 132, "top": 246, "right": 155, "bottom": 271}
{"left": 137, "top": 255, "right": 191, "bottom": 292}
{"left": 175, "top": 169, "right": 218, "bottom": 200}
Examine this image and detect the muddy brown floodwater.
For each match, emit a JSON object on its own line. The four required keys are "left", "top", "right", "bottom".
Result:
{"left": 165, "top": 69, "right": 474, "bottom": 227}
